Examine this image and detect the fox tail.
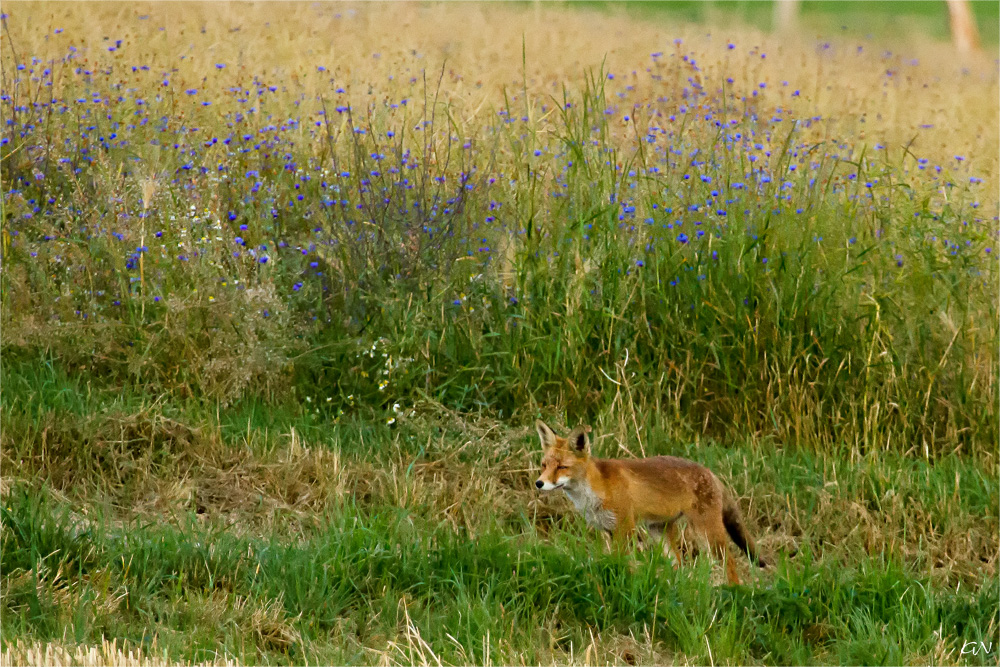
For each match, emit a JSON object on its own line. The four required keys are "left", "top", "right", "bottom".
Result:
{"left": 722, "top": 494, "right": 767, "bottom": 568}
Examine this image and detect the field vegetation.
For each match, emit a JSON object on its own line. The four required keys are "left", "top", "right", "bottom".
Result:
{"left": 1, "top": 2, "right": 997, "bottom": 665}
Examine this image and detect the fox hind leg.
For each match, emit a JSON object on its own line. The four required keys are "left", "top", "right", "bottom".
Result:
{"left": 707, "top": 519, "right": 741, "bottom": 585}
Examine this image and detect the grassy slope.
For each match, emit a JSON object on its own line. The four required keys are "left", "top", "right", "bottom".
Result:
{"left": 1, "top": 2, "right": 998, "bottom": 665}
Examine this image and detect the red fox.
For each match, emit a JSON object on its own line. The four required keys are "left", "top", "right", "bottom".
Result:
{"left": 534, "top": 420, "right": 765, "bottom": 584}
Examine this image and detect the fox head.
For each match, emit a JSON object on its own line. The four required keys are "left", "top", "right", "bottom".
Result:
{"left": 534, "top": 420, "right": 591, "bottom": 491}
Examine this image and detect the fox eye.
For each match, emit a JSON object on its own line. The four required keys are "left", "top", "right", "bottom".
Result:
{"left": 556, "top": 465, "right": 569, "bottom": 471}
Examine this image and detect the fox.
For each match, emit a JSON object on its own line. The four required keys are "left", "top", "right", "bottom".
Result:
{"left": 534, "top": 420, "right": 766, "bottom": 585}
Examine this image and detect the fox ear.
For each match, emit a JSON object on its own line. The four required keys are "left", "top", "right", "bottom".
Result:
{"left": 567, "top": 425, "right": 590, "bottom": 454}
{"left": 536, "top": 420, "right": 558, "bottom": 448}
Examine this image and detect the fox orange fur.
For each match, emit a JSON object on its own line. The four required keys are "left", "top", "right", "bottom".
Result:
{"left": 534, "top": 420, "right": 765, "bottom": 584}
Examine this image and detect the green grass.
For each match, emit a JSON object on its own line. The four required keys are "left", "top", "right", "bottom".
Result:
{"left": 3, "top": 479, "right": 997, "bottom": 666}
{"left": 2, "top": 361, "right": 998, "bottom": 664}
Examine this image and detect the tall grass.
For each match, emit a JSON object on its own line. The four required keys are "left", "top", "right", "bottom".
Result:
{"left": 2, "top": 3, "right": 996, "bottom": 456}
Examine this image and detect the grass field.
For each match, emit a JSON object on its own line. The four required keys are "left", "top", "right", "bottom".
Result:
{"left": 577, "top": 1, "right": 1000, "bottom": 48}
{"left": 1, "top": 2, "right": 998, "bottom": 665}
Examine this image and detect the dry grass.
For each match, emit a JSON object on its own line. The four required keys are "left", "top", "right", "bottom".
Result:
{"left": 3, "top": 407, "right": 995, "bottom": 664}
{"left": 5, "top": 404, "right": 995, "bottom": 587}
{"left": 5, "top": 1, "right": 997, "bottom": 189}
{"left": 0, "top": 639, "right": 238, "bottom": 667}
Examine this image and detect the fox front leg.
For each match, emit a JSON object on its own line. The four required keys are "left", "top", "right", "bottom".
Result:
{"left": 611, "top": 511, "right": 637, "bottom": 552}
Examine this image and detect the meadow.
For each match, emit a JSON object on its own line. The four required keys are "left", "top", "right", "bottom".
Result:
{"left": 1, "top": 2, "right": 998, "bottom": 665}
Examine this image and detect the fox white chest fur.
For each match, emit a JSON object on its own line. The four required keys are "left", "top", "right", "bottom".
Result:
{"left": 563, "top": 480, "right": 617, "bottom": 531}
